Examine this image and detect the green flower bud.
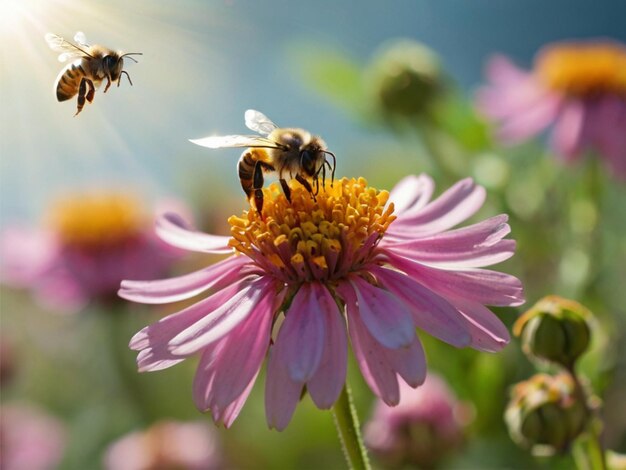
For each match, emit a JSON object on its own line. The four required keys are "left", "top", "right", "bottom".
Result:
{"left": 366, "top": 39, "right": 446, "bottom": 119}
{"left": 513, "top": 295, "right": 592, "bottom": 367}
{"left": 505, "top": 373, "right": 587, "bottom": 455}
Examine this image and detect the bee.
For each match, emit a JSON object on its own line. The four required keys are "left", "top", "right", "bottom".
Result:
{"left": 190, "top": 110, "right": 336, "bottom": 214}
{"left": 45, "top": 32, "right": 142, "bottom": 116}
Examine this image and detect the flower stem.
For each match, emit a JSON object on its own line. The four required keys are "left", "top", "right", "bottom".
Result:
{"left": 565, "top": 364, "right": 606, "bottom": 470}
{"left": 331, "top": 383, "right": 371, "bottom": 470}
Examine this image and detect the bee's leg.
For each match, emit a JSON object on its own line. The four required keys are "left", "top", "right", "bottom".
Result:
{"left": 104, "top": 76, "right": 112, "bottom": 93}
{"left": 85, "top": 79, "right": 95, "bottom": 103}
{"left": 279, "top": 178, "right": 291, "bottom": 203}
{"left": 252, "top": 160, "right": 266, "bottom": 215}
{"left": 295, "top": 174, "right": 316, "bottom": 201}
{"left": 75, "top": 77, "right": 88, "bottom": 116}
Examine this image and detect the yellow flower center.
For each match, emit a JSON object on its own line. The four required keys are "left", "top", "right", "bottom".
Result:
{"left": 49, "top": 193, "right": 144, "bottom": 248}
{"left": 228, "top": 178, "right": 395, "bottom": 282}
{"left": 535, "top": 41, "right": 626, "bottom": 97}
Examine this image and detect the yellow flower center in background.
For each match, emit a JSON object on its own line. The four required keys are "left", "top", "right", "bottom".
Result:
{"left": 535, "top": 41, "right": 626, "bottom": 97}
{"left": 228, "top": 178, "right": 395, "bottom": 282}
{"left": 49, "top": 193, "right": 144, "bottom": 248}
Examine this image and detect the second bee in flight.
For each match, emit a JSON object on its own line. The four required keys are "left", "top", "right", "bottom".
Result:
{"left": 45, "top": 32, "right": 142, "bottom": 116}
{"left": 190, "top": 110, "right": 336, "bottom": 214}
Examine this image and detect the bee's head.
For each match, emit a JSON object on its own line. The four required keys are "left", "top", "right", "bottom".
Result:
{"left": 299, "top": 142, "right": 326, "bottom": 177}
{"left": 104, "top": 52, "right": 141, "bottom": 84}
{"left": 103, "top": 54, "right": 123, "bottom": 81}
{"left": 300, "top": 137, "right": 335, "bottom": 187}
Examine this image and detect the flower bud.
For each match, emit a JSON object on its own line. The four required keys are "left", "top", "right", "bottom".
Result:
{"left": 505, "top": 373, "right": 587, "bottom": 455}
{"left": 366, "top": 39, "right": 446, "bottom": 119}
{"left": 513, "top": 295, "right": 591, "bottom": 367}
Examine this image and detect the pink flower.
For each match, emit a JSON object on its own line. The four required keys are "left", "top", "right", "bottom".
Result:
{"left": 121, "top": 176, "right": 523, "bottom": 430}
{"left": 364, "top": 374, "right": 468, "bottom": 468}
{"left": 0, "top": 193, "right": 183, "bottom": 313}
{"left": 104, "top": 420, "right": 222, "bottom": 470}
{"left": 476, "top": 40, "right": 626, "bottom": 178}
{"left": 0, "top": 403, "right": 66, "bottom": 470}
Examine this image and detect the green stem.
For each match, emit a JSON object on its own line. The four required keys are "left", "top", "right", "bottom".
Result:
{"left": 331, "top": 383, "right": 371, "bottom": 470}
{"left": 416, "top": 121, "right": 461, "bottom": 183}
{"left": 565, "top": 365, "right": 606, "bottom": 470}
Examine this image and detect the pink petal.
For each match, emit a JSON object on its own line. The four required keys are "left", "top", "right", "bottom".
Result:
{"left": 384, "top": 335, "right": 427, "bottom": 388}
{"left": 388, "top": 214, "right": 509, "bottom": 245}
{"left": 389, "top": 178, "right": 486, "bottom": 237}
{"left": 371, "top": 265, "right": 471, "bottom": 347}
{"left": 340, "top": 284, "right": 399, "bottom": 405}
{"left": 167, "top": 276, "right": 274, "bottom": 355}
{"left": 387, "top": 174, "right": 434, "bottom": 216}
{"left": 484, "top": 54, "right": 531, "bottom": 86}
{"left": 265, "top": 344, "right": 304, "bottom": 431}
{"left": 0, "top": 227, "right": 59, "bottom": 287}
{"left": 496, "top": 92, "right": 561, "bottom": 143}
{"left": 136, "top": 348, "right": 185, "bottom": 372}
{"left": 451, "top": 298, "right": 511, "bottom": 352}
{"left": 213, "top": 377, "right": 258, "bottom": 428}
{"left": 383, "top": 215, "right": 516, "bottom": 268}
{"left": 33, "top": 272, "right": 89, "bottom": 313}
{"left": 156, "top": 212, "right": 232, "bottom": 254}
{"left": 119, "top": 255, "right": 249, "bottom": 304}
{"left": 209, "top": 284, "right": 280, "bottom": 408}
{"left": 386, "top": 253, "right": 524, "bottom": 307}
{"left": 345, "top": 276, "right": 415, "bottom": 349}
{"left": 129, "top": 278, "right": 247, "bottom": 352}
{"left": 306, "top": 283, "right": 348, "bottom": 409}
{"left": 550, "top": 99, "right": 586, "bottom": 162}
{"left": 273, "top": 284, "right": 325, "bottom": 383}
{"left": 192, "top": 345, "right": 221, "bottom": 411}
{"left": 587, "top": 96, "right": 626, "bottom": 178}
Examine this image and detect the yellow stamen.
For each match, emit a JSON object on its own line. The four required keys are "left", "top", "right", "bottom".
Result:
{"left": 228, "top": 178, "right": 396, "bottom": 281}
{"left": 535, "top": 41, "right": 626, "bottom": 96}
{"left": 48, "top": 192, "right": 144, "bottom": 248}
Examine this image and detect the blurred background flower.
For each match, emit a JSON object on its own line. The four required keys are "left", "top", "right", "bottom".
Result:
{"left": 476, "top": 39, "right": 626, "bottom": 178}
{"left": 364, "top": 373, "right": 470, "bottom": 469}
{"left": 103, "top": 420, "right": 223, "bottom": 470}
{"left": 1, "top": 191, "right": 182, "bottom": 312}
{"left": 0, "top": 403, "right": 67, "bottom": 470}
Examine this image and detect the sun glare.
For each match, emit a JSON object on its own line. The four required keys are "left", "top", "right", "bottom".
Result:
{"left": 0, "top": 0, "right": 49, "bottom": 35}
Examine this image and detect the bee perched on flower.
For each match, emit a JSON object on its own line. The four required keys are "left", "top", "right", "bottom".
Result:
{"left": 476, "top": 39, "right": 626, "bottom": 179}
{"left": 121, "top": 173, "right": 523, "bottom": 430}
{"left": 0, "top": 192, "right": 183, "bottom": 313}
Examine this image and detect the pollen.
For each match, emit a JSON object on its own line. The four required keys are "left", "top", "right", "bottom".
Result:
{"left": 228, "top": 178, "right": 396, "bottom": 283}
{"left": 48, "top": 192, "right": 144, "bottom": 248}
{"left": 535, "top": 41, "right": 626, "bottom": 97}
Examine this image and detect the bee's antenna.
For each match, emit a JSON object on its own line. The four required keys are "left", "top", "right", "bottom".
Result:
{"left": 120, "top": 70, "right": 134, "bottom": 86}
{"left": 121, "top": 52, "right": 142, "bottom": 63}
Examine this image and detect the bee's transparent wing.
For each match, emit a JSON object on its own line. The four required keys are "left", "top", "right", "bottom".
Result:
{"left": 73, "top": 31, "right": 89, "bottom": 46}
{"left": 245, "top": 109, "right": 278, "bottom": 136}
{"left": 189, "top": 134, "right": 283, "bottom": 150}
{"left": 45, "top": 33, "right": 90, "bottom": 62}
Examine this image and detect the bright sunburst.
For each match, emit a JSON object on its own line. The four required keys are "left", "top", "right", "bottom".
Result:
{"left": 0, "top": 0, "right": 232, "bottom": 221}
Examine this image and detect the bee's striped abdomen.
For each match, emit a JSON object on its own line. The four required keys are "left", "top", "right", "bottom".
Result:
{"left": 237, "top": 151, "right": 257, "bottom": 197}
{"left": 55, "top": 61, "right": 86, "bottom": 102}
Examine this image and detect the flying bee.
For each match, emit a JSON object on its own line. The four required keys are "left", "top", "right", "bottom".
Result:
{"left": 45, "top": 32, "right": 142, "bottom": 116}
{"left": 190, "top": 110, "right": 336, "bottom": 214}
